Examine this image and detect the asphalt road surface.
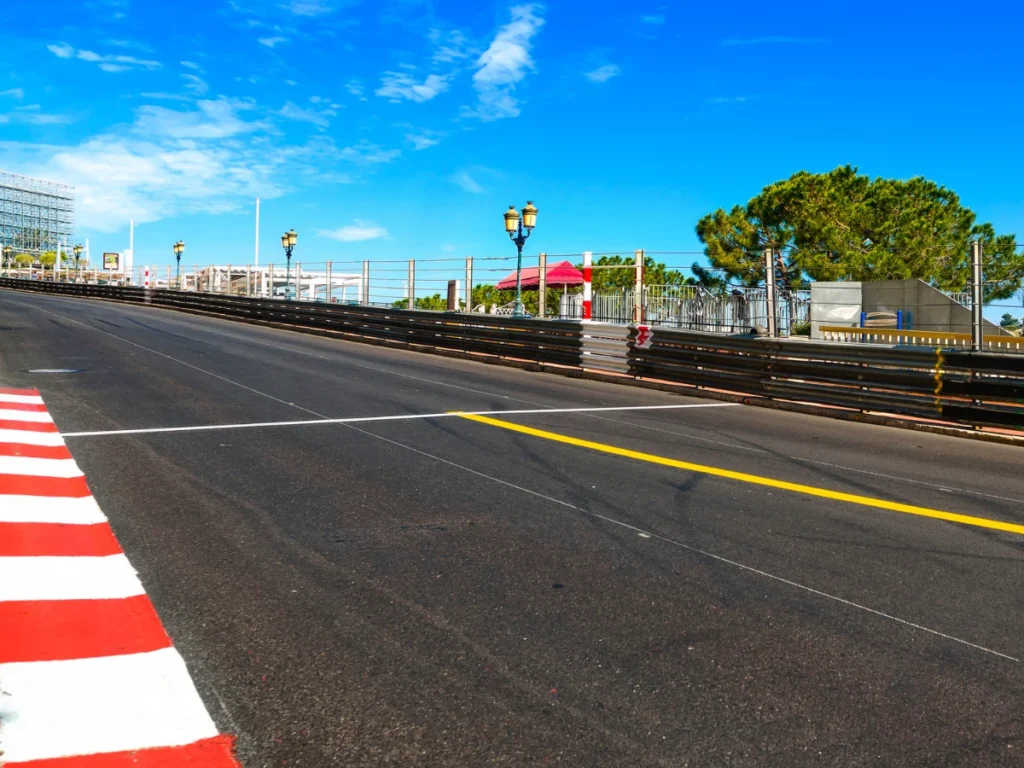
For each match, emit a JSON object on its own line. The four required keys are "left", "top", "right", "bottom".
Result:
{"left": 3, "top": 289, "right": 1024, "bottom": 767}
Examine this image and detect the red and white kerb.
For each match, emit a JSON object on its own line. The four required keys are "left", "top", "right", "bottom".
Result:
{"left": 0, "top": 388, "right": 240, "bottom": 767}
{"left": 581, "top": 250, "right": 592, "bottom": 321}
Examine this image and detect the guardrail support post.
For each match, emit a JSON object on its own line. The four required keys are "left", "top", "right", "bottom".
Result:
{"left": 764, "top": 248, "right": 777, "bottom": 337}
{"left": 971, "top": 240, "right": 983, "bottom": 351}
{"left": 361, "top": 260, "right": 370, "bottom": 306}
{"left": 465, "top": 257, "right": 473, "bottom": 312}
{"left": 326, "top": 261, "right": 332, "bottom": 303}
{"left": 633, "top": 249, "right": 644, "bottom": 324}
{"left": 538, "top": 252, "right": 547, "bottom": 318}
{"left": 407, "top": 259, "right": 415, "bottom": 310}
{"left": 582, "top": 251, "right": 593, "bottom": 321}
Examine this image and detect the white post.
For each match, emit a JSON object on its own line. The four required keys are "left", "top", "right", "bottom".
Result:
{"left": 465, "top": 257, "right": 473, "bottom": 312}
{"left": 326, "top": 261, "right": 333, "bottom": 303}
{"left": 254, "top": 197, "right": 260, "bottom": 267}
{"left": 971, "top": 240, "right": 983, "bottom": 351}
{"left": 764, "top": 248, "right": 777, "bottom": 337}
{"left": 538, "top": 252, "right": 547, "bottom": 318}
{"left": 407, "top": 259, "right": 415, "bottom": 310}
{"left": 361, "top": 260, "right": 369, "bottom": 305}
{"left": 634, "top": 249, "right": 644, "bottom": 324}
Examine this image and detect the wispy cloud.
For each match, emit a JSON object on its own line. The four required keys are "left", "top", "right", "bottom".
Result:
{"left": 316, "top": 220, "right": 389, "bottom": 242}
{"left": 278, "top": 100, "right": 333, "bottom": 127}
{"left": 338, "top": 140, "right": 400, "bottom": 165}
{"left": 132, "top": 98, "right": 268, "bottom": 140}
{"left": 108, "top": 39, "right": 156, "bottom": 52}
{"left": 47, "top": 43, "right": 75, "bottom": 59}
{"left": 375, "top": 72, "right": 449, "bottom": 103}
{"left": 465, "top": 4, "right": 545, "bottom": 121}
{"left": 709, "top": 96, "right": 748, "bottom": 104}
{"left": 282, "top": 0, "right": 336, "bottom": 16}
{"left": 48, "top": 43, "right": 161, "bottom": 72}
{"left": 642, "top": 14, "right": 665, "bottom": 25}
{"left": 584, "top": 64, "right": 620, "bottom": 83}
{"left": 180, "top": 60, "right": 202, "bottom": 71}
{"left": 0, "top": 88, "right": 24, "bottom": 100}
{"left": 182, "top": 74, "right": 209, "bottom": 95}
{"left": 258, "top": 36, "right": 289, "bottom": 48}
{"left": 450, "top": 170, "right": 484, "bottom": 194}
{"left": 345, "top": 78, "right": 367, "bottom": 100}
{"left": 722, "top": 36, "right": 825, "bottom": 46}
{"left": 0, "top": 111, "right": 72, "bottom": 126}
{"left": 406, "top": 131, "right": 442, "bottom": 150}
{"left": 430, "top": 28, "right": 473, "bottom": 64}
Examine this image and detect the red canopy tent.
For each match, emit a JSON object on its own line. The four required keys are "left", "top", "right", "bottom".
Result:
{"left": 495, "top": 260, "right": 583, "bottom": 290}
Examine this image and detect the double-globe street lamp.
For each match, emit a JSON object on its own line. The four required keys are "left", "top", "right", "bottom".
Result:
{"left": 173, "top": 240, "right": 185, "bottom": 288}
{"left": 2, "top": 245, "right": 12, "bottom": 276}
{"left": 72, "top": 244, "right": 83, "bottom": 281}
{"left": 503, "top": 201, "right": 538, "bottom": 318}
{"left": 281, "top": 229, "right": 297, "bottom": 298}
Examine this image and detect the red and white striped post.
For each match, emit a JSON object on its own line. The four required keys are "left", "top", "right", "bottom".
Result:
{"left": 582, "top": 250, "right": 593, "bottom": 321}
{"left": 143, "top": 265, "right": 151, "bottom": 289}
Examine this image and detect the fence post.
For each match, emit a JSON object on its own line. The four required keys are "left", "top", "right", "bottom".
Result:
{"left": 407, "top": 259, "right": 415, "bottom": 310}
{"left": 763, "top": 248, "right": 777, "bottom": 337}
{"left": 326, "top": 261, "right": 333, "bottom": 303}
{"left": 633, "top": 249, "right": 644, "bottom": 324}
{"left": 295, "top": 262, "right": 301, "bottom": 300}
{"left": 582, "top": 251, "right": 593, "bottom": 321}
{"left": 361, "top": 260, "right": 370, "bottom": 305}
{"left": 971, "top": 240, "right": 983, "bottom": 351}
{"left": 465, "top": 257, "right": 473, "bottom": 312}
{"left": 538, "top": 252, "right": 547, "bottom": 318}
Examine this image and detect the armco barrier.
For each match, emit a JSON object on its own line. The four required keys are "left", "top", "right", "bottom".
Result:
{"left": 631, "top": 325, "right": 1024, "bottom": 430}
{"left": 0, "top": 278, "right": 583, "bottom": 367}
{"left": 2, "top": 278, "right": 1023, "bottom": 433}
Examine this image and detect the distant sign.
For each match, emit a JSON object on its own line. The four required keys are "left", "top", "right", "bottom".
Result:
{"left": 635, "top": 324, "right": 653, "bottom": 349}
{"left": 103, "top": 252, "right": 120, "bottom": 271}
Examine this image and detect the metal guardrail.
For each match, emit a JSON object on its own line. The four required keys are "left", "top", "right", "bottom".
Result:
{"left": 632, "top": 326, "right": 1024, "bottom": 429}
{"left": 0, "top": 279, "right": 583, "bottom": 368}
{"left": 820, "top": 325, "right": 1024, "bottom": 352}
{"left": 3, "top": 278, "right": 1022, "bottom": 431}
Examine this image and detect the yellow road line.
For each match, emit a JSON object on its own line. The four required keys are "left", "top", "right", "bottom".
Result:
{"left": 456, "top": 412, "right": 1024, "bottom": 537}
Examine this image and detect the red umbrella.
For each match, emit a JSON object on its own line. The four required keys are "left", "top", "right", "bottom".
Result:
{"left": 495, "top": 260, "right": 583, "bottom": 290}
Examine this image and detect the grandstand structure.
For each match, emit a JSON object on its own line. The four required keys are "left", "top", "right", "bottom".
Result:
{"left": 0, "top": 169, "right": 75, "bottom": 256}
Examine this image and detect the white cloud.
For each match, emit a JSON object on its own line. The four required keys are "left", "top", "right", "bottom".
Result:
{"left": 0, "top": 111, "right": 71, "bottom": 126}
{"left": 283, "top": 0, "right": 335, "bottom": 15}
{"left": 345, "top": 78, "right": 366, "bottom": 100}
{"left": 108, "top": 39, "right": 156, "bottom": 52}
{"left": 132, "top": 98, "right": 268, "bottom": 140}
{"left": 316, "top": 220, "right": 389, "bottom": 242}
{"left": 278, "top": 100, "right": 331, "bottom": 127}
{"left": 258, "top": 36, "right": 289, "bottom": 48}
{"left": 450, "top": 170, "right": 483, "bottom": 194}
{"left": 642, "top": 14, "right": 665, "bottom": 25}
{"left": 181, "top": 74, "right": 209, "bottom": 95}
{"left": 465, "top": 4, "right": 544, "bottom": 121}
{"left": 47, "top": 43, "right": 75, "bottom": 59}
{"left": 338, "top": 140, "right": 400, "bottom": 164}
{"left": 431, "top": 29, "right": 472, "bottom": 64}
{"left": 375, "top": 72, "right": 448, "bottom": 103}
{"left": 0, "top": 88, "right": 24, "bottom": 99}
{"left": 406, "top": 132, "right": 441, "bottom": 150}
{"left": 709, "top": 96, "right": 747, "bottom": 104}
{"left": 180, "top": 60, "right": 202, "bottom": 70}
{"left": 140, "top": 92, "right": 193, "bottom": 101}
{"left": 584, "top": 64, "right": 620, "bottom": 83}
{"left": 48, "top": 44, "right": 160, "bottom": 72}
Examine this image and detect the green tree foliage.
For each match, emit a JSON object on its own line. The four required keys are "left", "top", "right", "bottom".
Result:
{"left": 575, "top": 255, "right": 727, "bottom": 292}
{"left": 38, "top": 251, "right": 57, "bottom": 268}
{"left": 392, "top": 294, "right": 452, "bottom": 311}
{"left": 1000, "top": 313, "right": 1021, "bottom": 329}
{"left": 696, "top": 165, "right": 1023, "bottom": 299}
{"left": 14, "top": 254, "right": 34, "bottom": 266}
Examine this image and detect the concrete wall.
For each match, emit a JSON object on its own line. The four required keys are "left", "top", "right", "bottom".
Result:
{"left": 861, "top": 279, "right": 1006, "bottom": 336}
{"left": 810, "top": 282, "right": 862, "bottom": 339}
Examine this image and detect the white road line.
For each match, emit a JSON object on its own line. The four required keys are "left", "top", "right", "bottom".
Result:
{"left": 0, "top": 394, "right": 44, "bottom": 405}
{"left": 0, "top": 494, "right": 107, "bottom": 524}
{"left": 0, "top": 408, "right": 53, "bottom": 423}
{"left": 0, "top": 555, "right": 143, "bottom": 601}
{"left": 0, "top": 647, "right": 218, "bottom": 763}
{"left": 0, "top": 429, "right": 66, "bottom": 447}
{"left": 61, "top": 403, "right": 738, "bottom": 438}
{"left": 0, "top": 456, "right": 83, "bottom": 478}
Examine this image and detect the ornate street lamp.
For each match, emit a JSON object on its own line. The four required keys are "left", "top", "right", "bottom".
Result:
{"left": 72, "top": 244, "right": 83, "bottom": 281}
{"left": 173, "top": 240, "right": 185, "bottom": 289}
{"left": 281, "top": 229, "right": 297, "bottom": 298}
{"left": 503, "top": 201, "right": 538, "bottom": 317}
{"left": 2, "top": 245, "right": 11, "bottom": 276}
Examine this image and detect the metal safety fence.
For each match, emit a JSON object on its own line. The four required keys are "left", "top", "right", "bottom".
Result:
{"left": 2, "top": 277, "right": 1021, "bottom": 433}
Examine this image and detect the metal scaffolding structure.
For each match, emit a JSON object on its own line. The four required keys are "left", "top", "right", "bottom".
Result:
{"left": 0, "top": 169, "right": 75, "bottom": 255}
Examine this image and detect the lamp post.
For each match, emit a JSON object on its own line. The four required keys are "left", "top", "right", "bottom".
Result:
{"left": 503, "top": 201, "right": 538, "bottom": 318}
{"left": 2, "top": 245, "right": 11, "bottom": 276}
{"left": 173, "top": 241, "right": 185, "bottom": 289}
{"left": 281, "top": 229, "right": 297, "bottom": 298}
{"left": 72, "top": 244, "right": 83, "bottom": 282}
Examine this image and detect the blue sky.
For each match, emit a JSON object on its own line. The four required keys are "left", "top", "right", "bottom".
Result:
{"left": 1, "top": 0, "right": 1021, "bottom": 276}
